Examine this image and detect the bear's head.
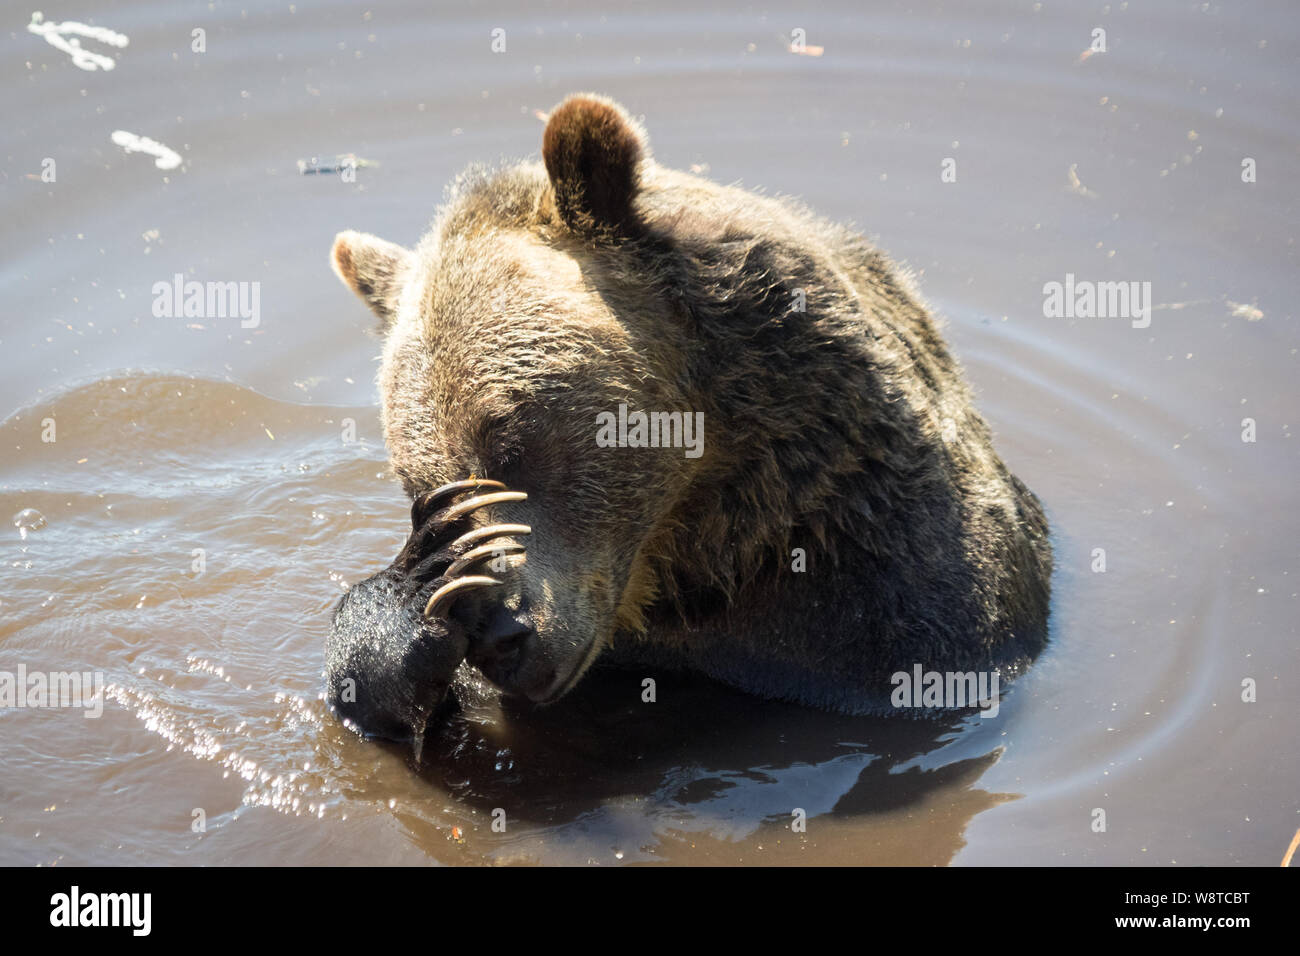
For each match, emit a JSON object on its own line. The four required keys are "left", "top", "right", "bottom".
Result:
{"left": 326, "top": 95, "right": 723, "bottom": 739}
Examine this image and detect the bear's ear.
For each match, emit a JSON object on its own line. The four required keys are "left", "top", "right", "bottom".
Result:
{"left": 330, "top": 230, "right": 410, "bottom": 327}
{"left": 542, "top": 94, "right": 647, "bottom": 235}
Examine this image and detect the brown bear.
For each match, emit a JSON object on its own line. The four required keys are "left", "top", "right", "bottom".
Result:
{"left": 324, "top": 93, "right": 1052, "bottom": 743}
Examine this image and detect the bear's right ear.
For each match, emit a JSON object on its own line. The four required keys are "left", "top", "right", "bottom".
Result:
{"left": 542, "top": 94, "right": 647, "bottom": 235}
{"left": 330, "top": 230, "right": 411, "bottom": 327}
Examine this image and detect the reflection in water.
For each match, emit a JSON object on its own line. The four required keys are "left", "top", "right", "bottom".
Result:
{"left": 398, "top": 667, "right": 1015, "bottom": 864}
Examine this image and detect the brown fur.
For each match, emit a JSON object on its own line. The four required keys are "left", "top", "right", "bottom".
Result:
{"left": 329, "top": 93, "right": 1052, "bottom": 715}
{"left": 542, "top": 94, "right": 647, "bottom": 234}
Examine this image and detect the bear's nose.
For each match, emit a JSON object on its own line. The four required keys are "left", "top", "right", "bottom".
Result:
{"left": 470, "top": 603, "right": 533, "bottom": 671}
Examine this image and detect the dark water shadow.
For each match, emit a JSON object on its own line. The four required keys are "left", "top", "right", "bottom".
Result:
{"left": 361, "top": 663, "right": 1018, "bottom": 863}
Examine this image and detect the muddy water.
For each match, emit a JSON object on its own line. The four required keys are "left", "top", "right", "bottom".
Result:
{"left": 2, "top": 0, "right": 1296, "bottom": 865}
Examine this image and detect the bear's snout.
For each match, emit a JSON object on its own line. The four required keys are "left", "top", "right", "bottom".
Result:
{"left": 466, "top": 600, "right": 540, "bottom": 689}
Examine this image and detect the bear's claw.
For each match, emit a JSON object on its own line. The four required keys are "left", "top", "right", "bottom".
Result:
{"left": 441, "top": 490, "right": 528, "bottom": 522}
{"left": 446, "top": 542, "right": 527, "bottom": 577}
{"left": 450, "top": 522, "right": 533, "bottom": 549}
{"left": 418, "top": 486, "right": 530, "bottom": 617}
{"left": 424, "top": 574, "right": 504, "bottom": 618}
{"left": 416, "top": 477, "right": 506, "bottom": 513}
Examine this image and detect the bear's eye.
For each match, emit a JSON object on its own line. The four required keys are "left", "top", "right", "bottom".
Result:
{"left": 487, "top": 443, "right": 526, "bottom": 492}
{"left": 488, "top": 452, "right": 525, "bottom": 494}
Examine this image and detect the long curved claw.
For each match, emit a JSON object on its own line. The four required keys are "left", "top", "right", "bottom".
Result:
{"left": 416, "top": 478, "right": 507, "bottom": 513}
{"left": 447, "top": 542, "right": 526, "bottom": 577}
{"left": 441, "top": 490, "right": 527, "bottom": 522}
{"left": 423, "top": 575, "right": 502, "bottom": 618}
{"left": 452, "top": 523, "right": 532, "bottom": 550}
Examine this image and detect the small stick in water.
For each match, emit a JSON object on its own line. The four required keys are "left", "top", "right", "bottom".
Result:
{"left": 1282, "top": 827, "right": 1300, "bottom": 867}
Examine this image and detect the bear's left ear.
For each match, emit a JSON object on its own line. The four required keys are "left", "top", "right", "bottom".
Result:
{"left": 542, "top": 94, "right": 647, "bottom": 235}
{"left": 331, "top": 230, "right": 411, "bottom": 327}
